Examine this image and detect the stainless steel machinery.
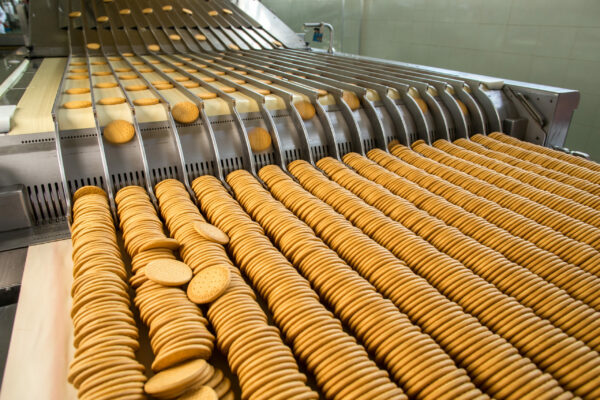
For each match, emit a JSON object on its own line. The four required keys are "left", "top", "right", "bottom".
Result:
{"left": 0, "top": 0, "right": 580, "bottom": 251}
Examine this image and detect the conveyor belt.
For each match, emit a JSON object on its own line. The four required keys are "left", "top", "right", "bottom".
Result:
{"left": 68, "top": 133, "right": 600, "bottom": 400}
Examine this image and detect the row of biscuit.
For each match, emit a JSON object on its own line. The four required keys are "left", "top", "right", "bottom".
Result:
{"left": 195, "top": 173, "right": 406, "bottom": 400}
{"left": 313, "top": 156, "right": 600, "bottom": 352}
{"left": 456, "top": 136, "right": 600, "bottom": 197}
{"left": 412, "top": 141, "right": 600, "bottom": 228}
{"left": 155, "top": 178, "right": 317, "bottom": 400}
{"left": 436, "top": 138, "right": 600, "bottom": 210}
{"left": 342, "top": 152, "right": 600, "bottom": 312}
{"left": 488, "top": 132, "right": 600, "bottom": 180}
{"left": 68, "top": 187, "right": 147, "bottom": 400}
{"left": 369, "top": 148, "right": 600, "bottom": 275}
{"left": 388, "top": 143, "right": 600, "bottom": 252}
{"left": 234, "top": 167, "right": 487, "bottom": 400}
{"left": 115, "top": 185, "right": 227, "bottom": 400}
{"left": 418, "top": 140, "right": 600, "bottom": 227}
{"left": 284, "top": 160, "right": 600, "bottom": 399}
{"left": 257, "top": 163, "right": 568, "bottom": 400}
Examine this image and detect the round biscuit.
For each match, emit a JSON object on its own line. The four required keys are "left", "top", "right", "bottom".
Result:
{"left": 86, "top": 43, "right": 101, "bottom": 50}
{"left": 95, "top": 82, "right": 118, "bottom": 88}
{"left": 104, "top": 120, "right": 135, "bottom": 144}
{"left": 187, "top": 265, "right": 230, "bottom": 304}
{"left": 172, "top": 101, "right": 200, "bottom": 124}
{"left": 294, "top": 100, "right": 315, "bottom": 120}
{"left": 145, "top": 259, "right": 192, "bottom": 286}
{"left": 125, "top": 84, "right": 147, "bottom": 91}
{"left": 133, "top": 97, "right": 159, "bottom": 106}
{"left": 63, "top": 100, "right": 92, "bottom": 109}
{"left": 192, "top": 221, "right": 229, "bottom": 244}
{"left": 66, "top": 87, "right": 90, "bottom": 95}
{"left": 248, "top": 127, "right": 272, "bottom": 152}
{"left": 98, "top": 97, "right": 126, "bottom": 105}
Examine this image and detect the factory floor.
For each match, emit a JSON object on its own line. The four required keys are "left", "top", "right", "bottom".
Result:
{"left": 0, "top": 247, "right": 27, "bottom": 390}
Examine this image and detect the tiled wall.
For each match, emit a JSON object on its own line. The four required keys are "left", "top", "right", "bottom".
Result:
{"left": 261, "top": 0, "right": 600, "bottom": 160}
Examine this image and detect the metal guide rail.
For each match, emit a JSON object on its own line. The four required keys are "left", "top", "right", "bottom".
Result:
{"left": 0, "top": 0, "right": 580, "bottom": 248}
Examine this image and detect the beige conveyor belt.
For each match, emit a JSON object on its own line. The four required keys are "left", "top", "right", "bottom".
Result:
{"left": 9, "top": 56, "right": 338, "bottom": 134}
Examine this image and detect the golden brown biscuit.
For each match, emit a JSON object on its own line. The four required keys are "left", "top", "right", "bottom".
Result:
{"left": 227, "top": 43, "right": 240, "bottom": 51}
{"left": 142, "top": 7, "right": 153, "bottom": 14}
{"left": 169, "top": 34, "right": 181, "bottom": 41}
{"left": 69, "top": 11, "right": 81, "bottom": 18}
{"left": 197, "top": 92, "right": 216, "bottom": 99}
{"left": 96, "top": 16, "right": 109, "bottom": 22}
{"left": 294, "top": 100, "right": 315, "bottom": 120}
{"left": 172, "top": 102, "right": 200, "bottom": 124}
{"left": 133, "top": 98, "right": 159, "bottom": 106}
{"left": 208, "top": 10, "right": 218, "bottom": 16}
{"left": 182, "top": 8, "right": 193, "bottom": 15}
{"left": 248, "top": 127, "right": 272, "bottom": 152}
{"left": 119, "top": 74, "right": 138, "bottom": 80}
{"left": 98, "top": 97, "right": 126, "bottom": 105}
{"left": 63, "top": 100, "right": 92, "bottom": 109}
{"left": 187, "top": 265, "right": 230, "bottom": 304}
{"left": 66, "top": 87, "right": 90, "bottom": 95}
{"left": 145, "top": 259, "right": 192, "bottom": 286}
{"left": 147, "top": 44, "right": 160, "bottom": 52}
{"left": 119, "top": 8, "right": 131, "bottom": 15}
{"left": 87, "top": 43, "right": 101, "bottom": 50}
{"left": 195, "top": 34, "right": 207, "bottom": 41}
{"left": 342, "top": 90, "right": 360, "bottom": 110}
{"left": 93, "top": 71, "right": 112, "bottom": 76}
{"left": 222, "top": 8, "right": 233, "bottom": 15}
{"left": 95, "top": 82, "right": 118, "bottom": 88}
{"left": 104, "top": 120, "right": 135, "bottom": 144}
{"left": 162, "top": 5, "right": 172, "bottom": 11}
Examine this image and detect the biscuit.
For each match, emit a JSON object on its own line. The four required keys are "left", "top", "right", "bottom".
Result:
{"left": 145, "top": 359, "right": 211, "bottom": 397}
{"left": 87, "top": 43, "right": 101, "bottom": 50}
{"left": 414, "top": 97, "right": 428, "bottom": 114}
{"left": 185, "top": 68, "right": 198, "bottom": 73}
{"left": 98, "top": 97, "right": 126, "bottom": 105}
{"left": 195, "top": 34, "right": 207, "bottom": 41}
{"left": 294, "top": 100, "right": 315, "bottom": 120}
{"left": 70, "top": 68, "right": 87, "bottom": 73}
{"left": 147, "top": 44, "right": 160, "bottom": 52}
{"left": 152, "top": 80, "right": 169, "bottom": 86}
{"left": 248, "top": 127, "right": 272, "bottom": 152}
{"left": 142, "top": 8, "right": 153, "bottom": 14}
{"left": 69, "top": 11, "right": 81, "bottom": 18}
{"left": 155, "top": 83, "right": 174, "bottom": 90}
{"left": 70, "top": 61, "right": 86, "bottom": 66}
{"left": 145, "top": 259, "right": 192, "bottom": 286}
{"left": 104, "top": 120, "right": 135, "bottom": 144}
{"left": 66, "top": 87, "right": 90, "bottom": 95}
{"left": 208, "top": 10, "right": 218, "bottom": 16}
{"left": 138, "top": 68, "right": 153, "bottom": 73}
{"left": 182, "top": 8, "right": 193, "bottom": 15}
{"left": 63, "top": 100, "right": 92, "bottom": 109}
{"left": 187, "top": 265, "right": 230, "bottom": 304}
{"left": 122, "top": 52, "right": 134, "bottom": 57}
{"left": 202, "top": 77, "right": 215, "bottom": 82}
{"left": 192, "top": 221, "right": 229, "bottom": 244}
{"left": 175, "top": 76, "right": 190, "bottom": 82}
{"left": 183, "top": 81, "right": 200, "bottom": 89}
{"left": 172, "top": 101, "right": 199, "bottom": 124}
{"left": 162, "top": 5, "right": 173, "bottom": 11}
{"left": 119, "top": 8, "right": 131, "bottom": 15}
{"left": 108, "top": 56, "right": 121, "bottom": 61}
{"left": 162, "top": 68, "right": 176, "bottom": 73}
{"left": 95, "top": 82, "right": 118, "bottom": 88}
{"left": 73, "top": 186, "right": 107, "bottom": 201}
{"left": 231, "top": 79, "right": 245, "bottom": 85}
{"left": 119, "top": 74, "right": 138, "bottom": 80}
{"left": 93, "top": 71, "right": 112, "bottom": 76}
{"left": 221, "top": 86, "right": 236, "bottom": 93}
{"left": 456, "top": 99, "right": 469, "bottom": 115}
{"left": 96, "top": 16, "right": 109, "bottom": 22}
{"left": 115, "top": 67, "right": 132, "bottom": 72}
{"left": 228, "top": 44, "right": 240, "bottom": 51}
{"left": 68, "top": 74, "right": 89, "bottom": 80}
{"left": 133, "top": 98, "right": 159, "bottom": 106}
{"left": 342, "top": 90, "right": 360, "bottom": 110}
{"left": 91, "top": 61, "right": 106, "bottom": 66}
{"left": 169, "top": 34, "right": 181, "bottom": 41}
{"left": 256, "top": 89, "right": 270, "bottom": 95}
{"left": 222, "top": 8, "right": 233, "bottom": 15}
{"left": 180, "top": 386, "right": 218, "bottom": 400}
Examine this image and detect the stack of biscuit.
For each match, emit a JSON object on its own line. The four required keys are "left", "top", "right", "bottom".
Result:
{"left": 456, "top": 136, "right": 600, "bottom": 196}
{"left": 391, "top": 142, "right": 600, "bottom": 251}
{"left": 196, "top": 174, "right": 406, "bottom": 400}
{"left": 309, "top": 157, "right": 600, "bottom": 353}
{"left": 487, "top": 132, "right": 600, "bottom": 180}
{"left": 342, "top": 152, "right": 600, "bottom": 312}
{"left": 257, "top": 163, "right": 570, "bottom": 400}
{"left": 68, "top": 186, "right": 147, "bottom": 400}
{"left": 434, "top": 139, "right": 600, "bottom": 210}
{"left": 156, "top": 178, "right": 318, "bottom": 400}
{"left": 115, "top": 186, "right": 228, "bottom": 399}
{"left": 414, "top": 140, "right": 600, "bottom": 229}
{"left": 231, "top": 169, "right": 487, "bottom": 400}
{"left": 284, "top": 159, "right": 600, "bottom": 399}
{"left": 370, "top": 148, "right": 600, "bottom": 274}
